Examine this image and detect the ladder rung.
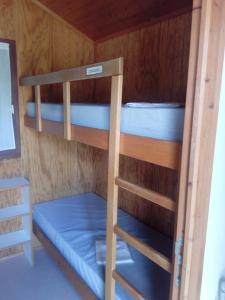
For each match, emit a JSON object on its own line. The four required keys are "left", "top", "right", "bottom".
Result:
{"left": 112, "top": 271, "right": 147, "bottom": 300}
{"left": 114, "top": 225, "right": 172, "bottom": 273}
{"left": 115, "top": 177, "right": 176, "bottom": 212}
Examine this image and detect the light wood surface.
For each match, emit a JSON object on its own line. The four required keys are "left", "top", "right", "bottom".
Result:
{"left": 120, "top": 134, "right": 181, "bottom": 170}
{"left": 0, "top": 0, "right": 95, "bottom": 258}
{"left": 105, "top": 75, "right": 123, "bottom": 300}
{"left": 24, "top": 115, "right": 181, "bottom": 170}
{"left": 112, "top": 271, "right": 146, "bottom": 300}
{"left": 35, "top": 85, "right": 42, "bottom": 132}
{"left": 116, "top": 177, "right": 176, "bottom": 212}
{"left": 170, "top": 1, "right": 203, "bottom": 299}
{"left": 180, "top": 0, "right": 225, "bottom": 299}
{"left": 63, "top": 82, "right": 71, "bottom": 140}
{"left": 114, "top": 225, "right": 172, "bottom": 273}
{"left": 20, "top": 58, "right": 123, "bottom": 86}
{"left": 180, "top": 0, "right": 212, "bottom": 298}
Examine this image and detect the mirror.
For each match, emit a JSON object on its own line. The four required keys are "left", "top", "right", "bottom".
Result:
{"left": 0, "top": 39, "right": 20, "bottom": 159}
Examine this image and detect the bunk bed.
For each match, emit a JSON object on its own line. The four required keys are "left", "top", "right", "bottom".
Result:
{"left": 20, "top": 58, "right": 184, "bottom": 300}
{"left": 21, "top": 58, "right": 182, "bottom": 171}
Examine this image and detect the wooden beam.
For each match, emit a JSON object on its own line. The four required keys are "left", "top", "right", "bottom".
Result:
{"left": 20, "top": 58, "right": 124, "bottom": 86}
{"left": 120, "top": 133, "right": 181, "bottom": 170}
{"left": 116, "top": 177, "right": 176, "bottom": 212}
{"left": 114, "top": 225, "right": 172, "bottom": 273}
{"left": 24, "top": 115, "right": 181, "bottom": 170}
{"left": 34, "top": 85, "right": 42, "bottom": 132}
{"left": 179, "top": 0, "right": 225, "bottom": 299}
{"left": 112, "top": 271, "right": 147, "bottom": 300}
{"left": 63, "top": 82, "right": 71, "bottom": 140}
{"left": 105, "top": 75, "right": 123, "bottom": 300}
{"left": 170, "top": 1, "right": 203, "bottom": 298}
{"left": 178, "top": 0, "right": 212, "bottom": 298}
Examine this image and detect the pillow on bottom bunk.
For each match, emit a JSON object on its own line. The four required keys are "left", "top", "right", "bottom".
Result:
{"left": 95, "top": 239, "right": 134, "bottom": 265}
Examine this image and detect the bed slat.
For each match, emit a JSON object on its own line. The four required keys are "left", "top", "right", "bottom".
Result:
{"left": 35, "top": 85, "right": 42, "bottom": 132}
{"left": 114, "top": 225, "right": 172, "bottom": 273}
{"left": 24, "top": 116, "right": 181, "bottom": 170}
{"left": 115, "top": 177, "right": 176, "bottom": 212}
{"left": 63, "top": 81, "right": 71, "bottom": 140}
{"left": 112, "top": 271, "right": 147, "bottom": 300}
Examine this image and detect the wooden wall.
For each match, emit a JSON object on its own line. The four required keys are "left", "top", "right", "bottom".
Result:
{"left": 0, "top": 0, "right": 95, "bottom": 258}
{"left": 94, "top": 13, "right": 191, "bottom": 104}
{"left": 93, "top": 13, "right": 192, "bottom": 237}
{"left": 0, "top": 1, "right": 192, "bottom": 260}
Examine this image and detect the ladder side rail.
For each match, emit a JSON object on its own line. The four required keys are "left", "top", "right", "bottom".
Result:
{"left": 105, "top": 75, "right": 123, "bottom": 300}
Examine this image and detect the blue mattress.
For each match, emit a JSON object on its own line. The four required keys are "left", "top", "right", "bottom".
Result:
{"left": 27, "top": 102, "right": 184, "bottom": 141}
{"left": 33, "top": 193, "right": 172, "bottom": 300}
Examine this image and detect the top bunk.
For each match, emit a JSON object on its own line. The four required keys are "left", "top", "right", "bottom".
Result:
{"left": 20, "top": 58, "right": 183, "bottom": 171}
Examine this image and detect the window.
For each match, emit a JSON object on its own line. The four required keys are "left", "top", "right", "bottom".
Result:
{"left": 0, "top": 39, "right": 20, "bottom": 159}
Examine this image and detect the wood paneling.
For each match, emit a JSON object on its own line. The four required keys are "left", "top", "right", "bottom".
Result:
{"left": 0, "top": 0, "right": 192, "bottom": 257}
{"left": 0, "top": 0, "right": 95, "bottom": 258}
{"left": 95, "top": 13, "right": 192, "bottom": 103}
{"left": 94, "top": 14, "right": 191, "bottom": 238}
{"left": 94, "top": 149, "right": 178, "bottom": 237}
{"left": 37, "top": 0, "right": 192, "bottom": 41}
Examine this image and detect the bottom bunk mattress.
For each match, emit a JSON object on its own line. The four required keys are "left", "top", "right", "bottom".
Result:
{"left": 33, "top": 193, "right": 173, "bottom": 300}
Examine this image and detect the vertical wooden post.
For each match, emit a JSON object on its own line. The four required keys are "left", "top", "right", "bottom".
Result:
{"left": 35, "top": 85, "right": 42, "bottom": 132}
{"left": 179, "top": 0, "right": 225, "bottom": 299}
{"left": 21, "top": 184, "right": 34, "bottom": 266}
{"left": 105, "top": 75, "right": 123, "bottom": 300}
{"left": 63, "top": 81, "right": 71, "bottom": 140}
{"left": 170, "top": 1, "right": 203, "bottom": 299}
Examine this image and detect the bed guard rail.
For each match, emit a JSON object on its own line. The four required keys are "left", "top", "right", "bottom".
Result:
{"left": 20, "top": 58, "right": 124, "bottom": 140}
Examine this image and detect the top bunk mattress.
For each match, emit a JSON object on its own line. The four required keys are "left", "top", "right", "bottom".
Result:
{"left": 26, "top": 102, "right": 185, "bottom": 141}
{"left": 33, "top": 192, "right": 172, "bottom": 300}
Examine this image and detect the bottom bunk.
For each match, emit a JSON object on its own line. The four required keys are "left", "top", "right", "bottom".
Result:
{"left": 33, "top": 193, "right": 173, "bottom": 300}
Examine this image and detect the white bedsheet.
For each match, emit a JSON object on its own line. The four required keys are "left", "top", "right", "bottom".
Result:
{"left": 33, "top": 193, "right": 172, "bottom": 300}
{"left": 27, "top": 102, "right": 184, "bottom": 141}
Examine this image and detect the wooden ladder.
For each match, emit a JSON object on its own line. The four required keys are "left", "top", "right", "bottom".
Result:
{"left": 105, "top": 75, "right": 175, "bottom": 300}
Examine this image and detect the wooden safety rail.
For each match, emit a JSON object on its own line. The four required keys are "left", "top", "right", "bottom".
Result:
{"left": 21, "top": 58, "right": 181, "bottom": 170}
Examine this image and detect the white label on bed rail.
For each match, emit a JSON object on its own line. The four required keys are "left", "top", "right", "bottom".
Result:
{"left": 86, "top": 65, "right": 103, "bottom": 75}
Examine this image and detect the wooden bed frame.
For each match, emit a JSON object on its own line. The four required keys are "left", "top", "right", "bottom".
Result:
{"left": 24, "top": 115, "right": 181, "bottom": 170}
{"left": 21, "top": 57, "right": 180, "bottom": 300}
{"left": 33, "top": 222, "right": 98, "bottom": 300}
{"left": 21, "top": 57, "right": 181, "bottom": 171}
